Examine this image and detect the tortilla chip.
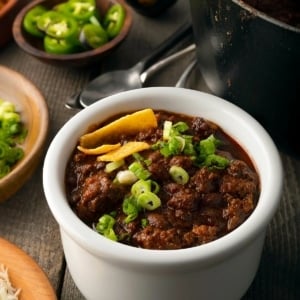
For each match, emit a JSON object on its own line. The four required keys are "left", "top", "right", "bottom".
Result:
{"left": 97, "top": 142, "right": 150, "bottom": 162}
{"left": 77, "top": 143, "right": 121, "bottom": 155}
{"left": 79, "top": 108, "right": 157, "bottom": 148}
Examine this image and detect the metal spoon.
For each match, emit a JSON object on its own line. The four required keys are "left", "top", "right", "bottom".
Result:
{"left": 175, "top": 59, "right": 197, "bottom": 88}
{"left": 65, "top": 22, "right": 193, "bottom": 109}
{"left": 66, "top": 43, "right": 195, "bottom": 109}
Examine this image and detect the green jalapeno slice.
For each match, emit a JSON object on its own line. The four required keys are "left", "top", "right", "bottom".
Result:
{"left": 103, "top": 3, "right": 126, "bottom": 39}
{"left": 64, "top": 0, "right": 96, "bottom": 22}
{"left": 53, "top": 3, "right": 71, "bottom": 14}
{"left": 23, "top": 5, "right": 48, "bottom": 38}
{"left": 37, "top": 11, "right": 78, "bottom": 39}
{"left": 81, "top": 23, "right": 108, "bottom": 48}
{"left": 44, "top": 35, "right": 80, "bottom": 54}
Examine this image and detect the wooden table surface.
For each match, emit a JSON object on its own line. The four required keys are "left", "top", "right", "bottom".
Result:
{"left": 0, "top": 1, "right": 299, "bottom": 299}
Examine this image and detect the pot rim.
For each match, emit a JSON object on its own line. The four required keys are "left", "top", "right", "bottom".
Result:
{"left": 233, "top": 0, "right": 300, "bottom": 33}
{"left": 43, "top": 87, "right": 283, "bottom": 268}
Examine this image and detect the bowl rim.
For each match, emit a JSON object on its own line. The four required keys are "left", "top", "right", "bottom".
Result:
{"left": 12, "top": 0, "right": 133, "bottom": 64}
{"left": 0, "top": 65, "right": 49, "bottom": 201}
{"left": 43, "top": 87, "right": 283, "bottom": 267}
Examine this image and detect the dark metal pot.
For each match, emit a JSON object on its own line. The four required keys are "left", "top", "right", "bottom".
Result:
{"left": 189, "top": 0, "right": 300, "bottom": 157}
{"left": 125, "top": 0, "right": 177, "bottom": 17}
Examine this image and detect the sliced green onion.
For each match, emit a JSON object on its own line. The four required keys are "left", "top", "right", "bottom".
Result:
{"left": 172, "top": 121, "right": 189, "bottom": 133}
{"left": 174, "top": 136, "right": 185, "bottom": 152}
{"left": 163, "top": 120, "right": 172, "bottom": 140}
{"left": 168, "top": 136, "right": 183, "bottom": 155}
{"left": 95, "top": 214, "right": 118, "bottom": 241}
{"left": 131, "top": 179, "right": 151, "bottom": 197}
{"left": 154, "top": 120, "right": 195, "bottom": 158}
{"left": 0, "top": 101, "right": 15, "bottom": 118}
{"left": 128, "top": 161, "right": 151, "bottom": 180}
{"left": 150, "top": 180, "right": 160, "bottom": 194}
{"left": 132, "top": 152, "right": 151, "bottom": 166}
{"left": 183, "top": 137, "right": 196, "bottom": 156}
{"left": 169, "top": 165, "right": 189, "bottom": 184}
{"left": 203, "top": 154, "right": 229, "bottom": 169}
{"left": 105, "top": 159, "right": 124, "bottom": 173}
{"left": 0, "top": 160, "right": 10, "bottom": 179}
{"left": 5, "top": 147, "right": 24, "bottom": 164}
{"left": 2, "top": 112, "right": 21, "bottom": 124}
{"left": 197, "top": 134, "right": 229, "bottom": 169}
{"left": 96, "top": 214, "right": 115, "bottom": 232}
{"left": 132, "top": 152, "right": 144, "bottom": 162}
{"left": 105, "top": 228, "right": 118, "bottom": 241}
{"left": 159, "top": 143, "right": 172, "bottom": 157}
{"left": 131, "top": 179, "right": 160, "bottom": 197}
{"left": 137, "top": 191, "right": 161, "bottom": 211}
{"left": 0, "top": 98, "right": 26, "bottom": 178}
{"left": 122, "top": 196, "right": 139, "bottom": 223}
{"left": 0, "top": 141, "right": 9, "bottom": 159}
{"left": 199, "top": 134, "right": 219, "bottom": 158}
{"left": 115, "top": 170, "right": 137, "bottom": 185}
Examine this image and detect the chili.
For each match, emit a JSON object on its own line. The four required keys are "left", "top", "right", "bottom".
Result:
{"left": 65, "top": 110, "right": 260, "bottom": 250}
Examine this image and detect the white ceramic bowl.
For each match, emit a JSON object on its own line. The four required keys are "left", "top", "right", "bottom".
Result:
{"left": 43, "top": 87, "right": 283, "bottom": 300}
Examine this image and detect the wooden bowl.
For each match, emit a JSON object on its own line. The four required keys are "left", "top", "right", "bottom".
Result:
{"left": 0, "top": 65, "right": 49, "bottom": 203}
{"left": 0, "top": 237, "right": 57, "bottom": 299}
{"left": 12, "top": 0, "right": 133, "bottom": 68}
{"left": 0, "top": 0, "right": 25, "bottom": 47}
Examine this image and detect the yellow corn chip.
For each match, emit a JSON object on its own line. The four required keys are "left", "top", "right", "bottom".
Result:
{"left": 77, "top": 143, "right": 121, "bottom": 155}
{"left": 80, "top": 108, "right": 157, "bottom": 148}
{"left": 97, "top": 142, "right": 150, "bottom": 162}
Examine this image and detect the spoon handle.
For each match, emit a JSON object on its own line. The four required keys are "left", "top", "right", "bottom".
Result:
{"left": 134, "top": 21, "right": 193, "bottom": 73}
{"left": 175, "top": 58, "right": 197, "bottom": 88}
{"left": 140, "top": 43, "right": 196, "bottom": 83}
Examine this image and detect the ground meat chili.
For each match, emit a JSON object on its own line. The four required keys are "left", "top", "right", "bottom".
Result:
{"left": 243, "top": 0, "right": 300, "bottom": 28}
{"left": 65, "top": 110, "right": 260, "bottom": 250}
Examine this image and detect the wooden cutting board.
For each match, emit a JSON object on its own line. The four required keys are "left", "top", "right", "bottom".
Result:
{"left": 0, "top": 237, "right": 57, "bottom": 300}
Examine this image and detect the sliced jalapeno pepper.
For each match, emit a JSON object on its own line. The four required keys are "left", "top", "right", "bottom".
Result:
{"left": 69, "top": 0, "right": 95, "bottom": 6}
{"left": 44, "top": 35, "right": 81, "bottom": 54}
{"left": 81, "top": 23, "right": 108, "bottom": 48}
{"left": 37, "top": 11, "right": 59, "bottom": 32}
{"left": 37, "top": 11, "right": 78, "bottom": 39}
{"left": 64, "top": 0, "right": 96, "bottom": 23}
{"left": 103, "top": 4, "right": 126, "bottom": 39}
{"left": 53, "top": 3, "right": 71, "bottom": 14}
{"left": 23, "top": 5, "right": 48, "bottom": 38}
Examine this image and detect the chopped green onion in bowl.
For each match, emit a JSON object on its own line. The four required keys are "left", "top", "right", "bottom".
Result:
{"left": 0, "top": 99, "right": 27, "bottom": 179}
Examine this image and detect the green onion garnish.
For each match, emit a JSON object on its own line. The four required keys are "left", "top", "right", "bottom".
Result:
{"left": 122, "top": 195, "right": 140, "bottom": 223}
{"left": 128, "top": 161, "right": 151, "bottom": 180}
{"left": 131, "top": 179, "right": 152, "bottom": 197}
{"left": 197, "top": 134, "right": 229, "bottom": 169}
{"left": 169, "top": 165, "right": 189, "bottom": 184}
{"left": 105, "top": 159, "right": 125, "bottom": 173}
{"left": 137, "top": 191, "right": 161, "bottom": 211}
{"left": 95, "top": 214, "right": 118, "bottom": 241}
{"left": 0, "top": 99, "right": 27, "bottom": 179}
